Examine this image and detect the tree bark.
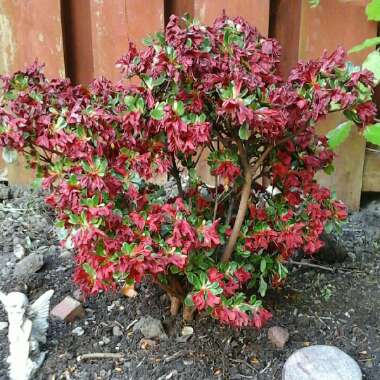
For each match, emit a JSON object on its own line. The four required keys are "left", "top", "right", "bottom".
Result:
{"left": 221, "top": 143, "right": 273, "bottom": 263}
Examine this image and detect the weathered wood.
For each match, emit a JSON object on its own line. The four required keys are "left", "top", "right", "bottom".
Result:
{"left": 362, "top": 148, "right": 380, "bottom": 192}
{"left": 61, "top": 0, "right": 94, "bottom": 85}
{"left": 89, "top": 0, "right": 164, "bottom": 80}
{"left": 283, "top": 345, "right": 362, "bottom": 380}
{"left": 269, "top": 0, "right": 302, "bottom": 77}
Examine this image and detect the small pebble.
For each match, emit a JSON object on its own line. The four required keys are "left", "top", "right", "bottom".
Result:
{"left": 181, "top": 326, "right": 194, "bottom": 337}
{"left": 113, "top": 325, "right": 123, "bottom": 337}
{"left": 0, "top": 321, "right": 8, "bottom": 331}
{"left": 72, "top": 326, "right": 84, "bottom": 336}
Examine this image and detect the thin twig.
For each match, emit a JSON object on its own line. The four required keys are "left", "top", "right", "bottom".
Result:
{"left": 194, "top": 146, "right": 206, "bottom": 167}
{"left": 213, "top": 175, "right": 219, "bottom": 221}
{"left": 170, "top": 153, "right": 184, "bottom": 198}
{"left": 77, "top": 352, "right": 124, "bottom": 361}
{"left": 287, "top": 260, "right": 335, "bottom": 272}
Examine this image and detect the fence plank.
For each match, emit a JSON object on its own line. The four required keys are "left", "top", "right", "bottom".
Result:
{"left": 0, "top": 0, "right": 65, "bottom": 184}
{"left": 89, "top": 0, "right": 164, "bottom": 80}
{"left": 362, "top": 149, "right": 380, "bottom": 192}
{"left": 61, "top": 0, "right": 94, "bottom": 85}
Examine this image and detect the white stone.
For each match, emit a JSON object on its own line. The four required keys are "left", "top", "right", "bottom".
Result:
{"left": 0, "top": 321, "right": 8, "bottom": 331}
{"left": 283, "top": 345, "right": 362, "bottom": 380}
{"left": 181, "top": 326, "right": 194, "bottom": 337}
{"left": 72, "top": 326, "right": 84, "bottom": 336}
{"left": 13, "top": 244, "right": 26, "bottom": 260}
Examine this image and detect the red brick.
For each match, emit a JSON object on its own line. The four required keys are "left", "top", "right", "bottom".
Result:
{"left": 51, "top": 296, "right": 85, "bottom": 322}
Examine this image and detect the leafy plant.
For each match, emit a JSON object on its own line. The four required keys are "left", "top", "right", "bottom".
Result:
{"left": 0, "top": 14, "right": 377, "bottom": 328}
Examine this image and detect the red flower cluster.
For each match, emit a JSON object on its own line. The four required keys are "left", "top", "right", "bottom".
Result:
{"left": 0, "top": 14, "right": 376, "bottom": 328}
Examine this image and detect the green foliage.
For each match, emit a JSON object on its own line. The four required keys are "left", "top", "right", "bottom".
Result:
{"left": 363, "top": 50, "right": 380, "bottom": 84}
{"left": 366, "top": 0, "right": 380, "bottom": 21}
{"left": 308, "top": 0, "right": 320, "bottom": 8}
{"left": 364, "top": 123, "right": 380, "bottom": 145}
{"left": 349, "top": 36, "right": 380, "bottom": 54}
{"left": 326, "top": 121, "right": 353, "bottom": 150}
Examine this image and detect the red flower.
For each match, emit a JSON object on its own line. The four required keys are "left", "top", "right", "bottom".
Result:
{"left": 251, "top": 308, "right": 272, "bottom": 328}
{"left": 212, "top": 162, "right": 241, "bottom": 184}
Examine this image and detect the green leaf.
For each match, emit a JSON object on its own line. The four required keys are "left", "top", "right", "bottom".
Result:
{"left": 363, "top": 123, "right": 380, "bottom": 146}
{"left": 200, "top": 37, "right": 212, "bottom": 53}
{"left": 187, "top": 272, "right": 201, "bottom": 289}
{"left": 260, "top": 258, "right": 267, "bottom": 274}
{"left": 150, "top": 108, "right": 164, "bottom": 120}
{"left": 278, "top": 262, "right": 288, "bottom": 279}
{"left": 366, "top": 0, "right": 380, "bottom": 21}
{"left": 153, "top": 75, "right": 166, "bottom": 88}
{"left": 142, "top": 35, "right": 154, "bottom": 46}
{"left": 349, "top": 36, "right": 380, "bottom": 54}
{"left": 184, "top": 294, "right": 194, "bottom": 307}
{"left": 54, "top": 116, "right": 67, "bottom": 131}
{"left": 124, "top": 95, "right": 135, "bottom": 107}
{"left": 259, "top": 276, "right": 267, "bottom": 297}
{"left": 326, "top": 121, "right": 353, "bottom": 149}
{"left": 150, "top": 103, "right": 165, "bottom": 120}
{"left": 308, "top": 0, "right": 320, "bottom": 8}
{"left": 324, "top": 221, "right": 334, "bottom": 234}
{"left": 82, "top": 263, "right": 96, "bottom": 280}
{"left": 31, "top": 177, "right": 43, "bottom": 190}
{"left": 323, "top": 164, "right": 335, "bottom": 175}
{"left": 2, "top": 147, "right": 18, "bottom": 163}
{"left": 363, "top": 50, "right": 380, "bottom": 84}
{"left": 238, "top": 123, "right": 251, "bottom": 140}
{"left": 135, "top": 97, "right": 145, "bottom": 113}
{"left": 173, "top": 100, "right": 185, "bottom": 116}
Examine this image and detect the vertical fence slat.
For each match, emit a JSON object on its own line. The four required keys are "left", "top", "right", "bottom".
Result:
{"left": 61, "top": 0, "right": 94, "bottom": 85}
{"left": 269, "top": 0, "right": 302, "bottom": 76}
{"left": 0, "top": 0, "right": 65, "bottom": 184}
{"left": 89, "top": 0, "right": 164, "bottom": 81}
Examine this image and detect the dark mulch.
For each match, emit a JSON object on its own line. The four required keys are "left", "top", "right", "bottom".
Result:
{"left": 0, "top": 186, "right": 379, "bottom": 380}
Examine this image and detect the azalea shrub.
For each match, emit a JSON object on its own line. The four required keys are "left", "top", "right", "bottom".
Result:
{"left": 0, "top": 14, "right": 377, "bottom": 328}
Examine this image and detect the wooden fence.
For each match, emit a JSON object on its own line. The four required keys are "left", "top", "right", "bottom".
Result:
{"left": 0, "top": 0, "right": 379, "bottom": 209}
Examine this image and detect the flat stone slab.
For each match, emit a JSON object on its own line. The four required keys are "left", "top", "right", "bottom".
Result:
{"left": 282, "top": 345, "right": 362, "bottom": 380}
{"left": 14, "top": 253, "right": 44, "bottom": 278}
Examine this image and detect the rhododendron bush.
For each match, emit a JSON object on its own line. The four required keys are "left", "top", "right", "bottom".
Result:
{"left": 0, "top": 15, "right": 377, "bottom": 328}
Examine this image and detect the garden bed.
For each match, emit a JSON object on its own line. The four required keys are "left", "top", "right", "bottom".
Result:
{"left": 0, "top": 186, "right": 379, "bottom": 380}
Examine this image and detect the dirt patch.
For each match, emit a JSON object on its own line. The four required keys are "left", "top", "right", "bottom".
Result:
{"left": 0, "top": 186, "right": 379, "bottom": 380}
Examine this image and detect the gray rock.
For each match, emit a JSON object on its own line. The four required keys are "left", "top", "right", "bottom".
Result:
{"left": 0, "top": 321, "right": 8, "bottom": 331}
{"left": 14, "top": 253, "right": 44, "bottom": 278}
{"left": 112, "top": 325, "right": 123, "bottom": 337}
{"left": 133, "top": 315, "right": 168, "bottom": 340}
{"left": 0, "top": 184, "right": 10, "bottom": 200}
{"left": 72, "top": 326, "right": 85, "bottom": 336}
{"left": 13, "top": 243, "right": 26, "bottom": 260}
{"left": 283, "top": 345, "right": 362, "bottom": 380}
{"left": 103, "top": 336, "right": 111, "bottom": 345}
